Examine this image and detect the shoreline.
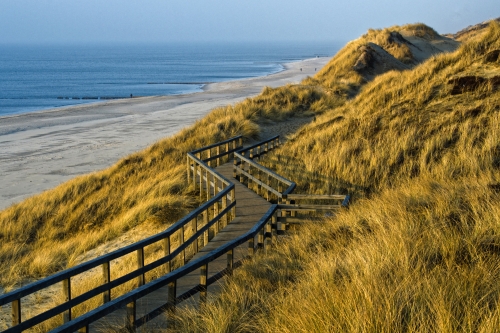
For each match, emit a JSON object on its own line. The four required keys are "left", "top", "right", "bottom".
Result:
{"left": 0, "top": 56, "right": 330, "bottom": 210}
{"left": 0, "top": 60, "right": 288, "bottom": 119}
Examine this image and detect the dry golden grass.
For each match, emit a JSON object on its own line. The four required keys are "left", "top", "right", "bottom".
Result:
{"left": 169, "top": 178, "right": 500, "bottom": 333}
{"left": 166, "top": 22, "right": 500, "bottom": 332}
{"left": 3, "top": 20, "right": 500, "bottom": 333}
{"left": 265, "top": 21, "right": 500, "bottom": 198}
{"left": 305, "top": 23, "right": 447, "bottom": 96}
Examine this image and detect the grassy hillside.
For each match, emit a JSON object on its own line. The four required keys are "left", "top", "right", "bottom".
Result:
{"left": 2, "top": 18, "right": 499, "bottom": 333}
{"left": 0, "top": 83, "right": 330, "bottom": 289}
{"left": 168, "top": 22, "right": 500, "bottom": 332}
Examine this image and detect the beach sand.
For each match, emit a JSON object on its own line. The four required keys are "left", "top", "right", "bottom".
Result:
{"left": 0, "top": 57, "right": 329, "bottom": 210}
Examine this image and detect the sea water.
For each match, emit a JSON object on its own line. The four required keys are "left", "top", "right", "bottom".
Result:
{"left": 0, "top": 42, "right": 339, "bottom": 117}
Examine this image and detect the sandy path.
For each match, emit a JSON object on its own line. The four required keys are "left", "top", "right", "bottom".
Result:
{"left": 0, "top": 57, "right": 329, "bottom": 210}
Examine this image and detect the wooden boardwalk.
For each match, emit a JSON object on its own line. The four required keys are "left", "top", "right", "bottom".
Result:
{"left": 91, "top": 163, "right": 271, "bottom": 332}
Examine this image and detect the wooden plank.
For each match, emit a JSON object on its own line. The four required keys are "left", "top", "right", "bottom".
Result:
{"left": 286, "top": 194, "right": 348, "bottom": 200}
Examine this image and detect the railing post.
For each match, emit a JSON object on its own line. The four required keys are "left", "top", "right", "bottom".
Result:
{"left": 102, "top": 261, "right": 111, "bottom": 303}
{"left": 164, "top": 236, "right": 172, "bottom": 273}
{"left": 78, "top": 324, "right": 89, "bottom": 333}
{"left": 200, "top": 264, "right": 208, "bottom": 306}
{"left": 225, "top": 142, "right": 230, "bottom": 163}
{"left": 199, "top": 165, "right": 203, "bottom": 199}
{"left": 222, "top": 186, "right": 228, "bottom": 228}
{"left": 216, "top": 146, "right": 220, "bottom": 166}
{"left": 213, "top": 200, "right": 220, "bottom": 236}
{"left": 266, "top": 174, "right": 271, "bottom": 201}
{"left": 180, "top": 225, "right": 186, "bottom": 265}
{"left": 265, "top": 142, "right": 269, "bottom": 153}
{"left": 187, "top": 156, "right": 190, "bottom": 184}
{"left": 265, "top": 221, "right": 272, "bottom": 253}
{"left": 257, "top": 169, "right": 262, "bottom": 195}
{"left": 271, "top": 213, "right": 277, "bottom": 239}
{"left": 258, "top": 227, "right": 264, "bottom": 249}
{"left": 192, "top": 217, "right": 198, "bottom": 255}
{"left": 248, "top": 164, "right": 252, "bottom": 189}
{"left": 12, "top": 299, "right": 21, "bottom": 327}
{"left": 248, "top": 237, "right": 255, "bottom": 257}
{"left": 290, "top": 199, "right": 296, "bottom": 217}
{"left": 227, "top": 249, "right": 234, "bottom": 276}
{"left": 206, "top": 170, "right": 210, "bottom": 201}
{"left": 214, "top": 176, "right": 219, "bottom": 196}
{"left": 207, "top": 149, "right": 211, "bottom": 167}
{"left": 127, "top": 301, "right": 136, "bottom": 332}
{"left": 231, "top": 188, "right": 236, "bottom": 218}
{"left": 167, "top": 279, "right": 177, "bottom": 315}
{"left": 239, "top": 137, "right": 243, "bottom": 148}
{"left": 62, "top": 277, "right": 72, "bottom": 323}
{"left": 277, "top": 208, "right": 284, "bottom": 235}
{"left": 203, "top": 209, "right": 209, "bottom": 246}
{"left": 233, "top": 156, "right": 238, "bottom": 180}
{"left": 193, "top": 160, "right": 198, "bottom": 191}
{"left": 137, "top": 248, "right": 145, "bottom": 286}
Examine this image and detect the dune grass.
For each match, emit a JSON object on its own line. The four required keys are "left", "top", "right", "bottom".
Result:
{"left": 0, "top": 82, "right": 330, "bottom": 292}
{"left": 170, "top": 177, "right": 500, "bottom": 333}
{"left": 165, "top": 22, "right": 500, "bottom": 332}
{"left": 2, "top": 20, "right": 499, "bottom": 332}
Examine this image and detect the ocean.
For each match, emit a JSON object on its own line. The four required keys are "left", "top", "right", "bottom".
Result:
{"left": 0, "top": 42, "right": 339, "bottom": 117}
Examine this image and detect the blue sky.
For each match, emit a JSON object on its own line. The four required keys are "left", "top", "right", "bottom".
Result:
{"left": 0, "top": 0, "right": 498, "bottom": 44}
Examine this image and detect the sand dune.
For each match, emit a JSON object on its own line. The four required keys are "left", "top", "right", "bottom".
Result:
{"left": 0, "top": 57, "right": 329, "bottom": 210}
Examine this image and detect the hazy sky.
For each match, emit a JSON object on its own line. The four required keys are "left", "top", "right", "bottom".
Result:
{"left": 0, "top": 0, "right": 498, "bottom": 44}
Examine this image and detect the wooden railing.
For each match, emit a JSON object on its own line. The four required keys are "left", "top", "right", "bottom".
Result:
{"left": 187, "top": 136, "right": 242, "bottom": 202}
{"left": 278, "top": 194, "right": 350, "bottom": 224}
{"left": 234, "top": 135, "right": 296, "bottom": 203}
{"left": 50, "top": 205, "right": 279, "bottom": 333}
{"left": 234, "top": 135, "right": 349, "bottom": 230}
{"left": 0, "top": 138, "right": 240, "bottom": 333}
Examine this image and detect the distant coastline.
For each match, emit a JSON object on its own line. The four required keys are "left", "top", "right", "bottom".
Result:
{"left": 0, "top": 56, "right": 330, "bottom": 210}
{"left": 0, "top": 42, "right": 338, "bottom": 117}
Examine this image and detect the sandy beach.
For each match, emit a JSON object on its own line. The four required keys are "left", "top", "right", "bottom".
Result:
{"left": 0, "top": 57, "right": 329, "bottom": 210}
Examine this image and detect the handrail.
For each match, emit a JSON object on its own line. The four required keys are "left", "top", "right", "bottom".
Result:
{"left": 234, "top": 136, "right": 349, "bottom": 229}
{"left": 1, "top": 137, "right": 241, "bottom": 333}
{"left": 188, "top": 135, "right": 243, "bottom": 168}
{"left": 50, "top": 205, "right": 279, "bottom": 333}
{"left": 189, "top": 136, "right": 243, "bottom": 155}
{"left": 234, "top": 135, "right": 296, "bottom": 202}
